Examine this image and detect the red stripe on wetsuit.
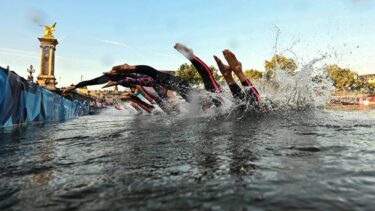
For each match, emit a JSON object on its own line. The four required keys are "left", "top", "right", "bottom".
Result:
{"left": 191, "top": 56, "right": 222, "bottom": 94}
{"left": 241, "top": 79, "right": 261, "bottom": 101}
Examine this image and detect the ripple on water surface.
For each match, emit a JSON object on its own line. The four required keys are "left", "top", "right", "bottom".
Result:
{"left": 0, "top": 110, "right": 375, "bottom": 210}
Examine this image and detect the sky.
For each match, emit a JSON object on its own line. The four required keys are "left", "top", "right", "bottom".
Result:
{"left": 0, "top": 0, "right": 374, "bottom": 88}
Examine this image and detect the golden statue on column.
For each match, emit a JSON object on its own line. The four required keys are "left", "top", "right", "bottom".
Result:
{"left": 42, "top": 22, "right": 56, "bottom": 39}
{"left": 37, "top": 22, "right": 58, "bottom": 90}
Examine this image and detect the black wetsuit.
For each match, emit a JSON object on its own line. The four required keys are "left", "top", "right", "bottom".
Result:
{"left": 73, "top": 64, "right": 259, "bottom": 106}
{"left": 228, "top": 80, "right": 260, "bottom": 105}
{"left": 228, "top": 83, "right": 246, "bottom": 100}
{"left": 187, "top": 55, "right": 260, "bottom": 103}
{"left": 241, "top": 79, "right": 261, "bottom": 103}
{"left": 73, "top": 67, "right": 192, "bottom": 102}
{"left": 190, "top": 56, "right": 222, "bottom": 93}
{"left": 116, "top": 75, "right": 167, "bottom": 99}
{"left": 185, "top": 55, "right": 259, "bottom": 104}
{"left": 121, "top": 65, "right": 192, "bottom": 101}
{"left": 75, "top": 74, "right": 125, "bottom": 88}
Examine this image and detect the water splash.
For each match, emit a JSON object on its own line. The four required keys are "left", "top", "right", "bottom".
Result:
{"left": 256, "top": 55, "right": 335, "bottom": 112}
{"left": 123, "top": 56, "right": 336, "bottom": 118}
{"left": 103, "top": 28, "right": 337, "bottom": 117}
{"left": 244, "top": 27, "right": 335, "bottom": 114}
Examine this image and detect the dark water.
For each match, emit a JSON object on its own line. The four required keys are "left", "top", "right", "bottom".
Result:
{"left": 1, "top": 109, "right": 375, "bottom": 210}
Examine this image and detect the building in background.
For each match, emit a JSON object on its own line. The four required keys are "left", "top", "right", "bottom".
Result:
{"left": 359, "top": 74, "right": 375, "bottom": 84}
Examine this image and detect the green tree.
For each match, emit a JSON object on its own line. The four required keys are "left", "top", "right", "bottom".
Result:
{"left": 366, "top": 83, "right": 375, "bottom": 92}
{"left": 209, "top": 66, "right": 222, "bottom": 82}
{"left": 326, "top": 64, "right": 360, "bottom": 91}
{"left": 244, "top": 69, "right": 263, "bottom": 80}
{"left": 264, "top": 54, "right": 297, "bottom": 80}
{"left": 176, "top": 63, "right": 201, "bottom": 85}
{"left": 176, "top": 63, "right": 222, "bottom": 85}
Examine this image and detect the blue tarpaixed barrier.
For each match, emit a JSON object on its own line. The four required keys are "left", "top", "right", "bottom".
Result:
{"left": 0, "top": 66, "right": 89, "bottom": 127}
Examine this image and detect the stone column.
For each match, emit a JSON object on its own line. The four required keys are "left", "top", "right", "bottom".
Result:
{"left": 37, "top": 37, "right": 58, "bottom": 91}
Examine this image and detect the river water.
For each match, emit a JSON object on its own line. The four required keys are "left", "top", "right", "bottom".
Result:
{"left": 0, "top": 108, "right": 374, "bottom": 210}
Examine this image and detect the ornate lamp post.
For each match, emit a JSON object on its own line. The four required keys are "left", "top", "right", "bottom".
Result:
{"left": 27, "top": 65, "right": 35, "bottom": 82}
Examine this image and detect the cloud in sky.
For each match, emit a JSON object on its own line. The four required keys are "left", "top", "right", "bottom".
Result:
{"left": 1, "top": 0, "right": 374, "bottom": 80}
{"left": 0, "top": 48, "right": 39, "bottom": 59}
{"left": 92, "top": 38, "right": 128, "bottom": 48}
{"left": 155, "top": 53, "right": 181, "bottom": 60}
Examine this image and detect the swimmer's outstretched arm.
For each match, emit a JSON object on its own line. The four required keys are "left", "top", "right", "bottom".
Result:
{"left": 120, "top": 92, "right": 154, "bottom": 113}
{"left": 103, "top": 76, "right": 162, "bottom": 90}
{"left": 104, "top": 81, "right": 151, "bottom": 102}
{"left": 63, "top": 74, "right": 126, "bottom": 95}
{"left": 129, "top": 102, "right": 143, "bottom": 114}
{"left": 135, "top": 85, "right": 156, "bottom": 104}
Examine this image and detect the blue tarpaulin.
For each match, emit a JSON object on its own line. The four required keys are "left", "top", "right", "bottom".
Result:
{"left": 0, "top": 66, "right": 89, "bottom": 127}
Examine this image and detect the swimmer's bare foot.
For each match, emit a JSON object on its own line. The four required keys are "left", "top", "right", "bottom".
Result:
{"left": 222, "top": 49, "right": 248, "bottom": 82}
{"left": 214, "top": 56, "right": 231, "bottom": 77}
{"left": 214, "top": 55, "right": 235, "bottom": 85}
{"left": 102, "top": 80, "right": 117, "bottom": 88}
{"left": 222, "top": 49, "right": 242, "bottom": 73}
{"left": 174, "top": 43, "right": 195, "bottom": 60}
{"left": 62, "top": 86, "right": 76, "bottom": 95}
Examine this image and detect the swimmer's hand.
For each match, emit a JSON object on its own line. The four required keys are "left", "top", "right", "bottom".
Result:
{"left": 62, "top": 86, "right": 76, "bottom": 95}
{"left": 114, "top": 105, "right": 122, "bottom": 110}
{"left": 120, "top": 96, "right": 131, "bottom": 101}
{"left": 174, "top": 43, "right": 195, "bottom": 60}
{"left": 120, "top": 92, "right": 132, "bottom": 101}
{"left": 102, "top": 81, "right": 117, "bottom": 88}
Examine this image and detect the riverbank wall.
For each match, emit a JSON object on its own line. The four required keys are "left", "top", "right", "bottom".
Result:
{"left": 0, "top": 66, "right": 89, "bottom": 127}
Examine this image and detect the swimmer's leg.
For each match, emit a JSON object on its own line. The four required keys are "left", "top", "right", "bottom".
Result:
{"left": 214, "top": 56, "right": 245, "bottom": 100}
{"left": 63, "top": 74, "right": 124, "bottom": 95}
{"left": 223, "top": 49, "right": 261, "bottom": 102}
{"left": 174, "top": 43, "right": 221, "bottom": 94}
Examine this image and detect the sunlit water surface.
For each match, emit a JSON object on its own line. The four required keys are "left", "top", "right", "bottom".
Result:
{"left": 1, "top": 108, "right": 374, "bottom": 210}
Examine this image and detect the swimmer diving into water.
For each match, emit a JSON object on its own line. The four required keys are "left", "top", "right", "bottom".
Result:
{"left": 63, "top": 43, "right": 261, "bottom": 110}
{"left": 102, "top": 77, "right": 177, "bottom": 113}
{"left": 119, "top": 91, "right": 155, "bottom": 113}
{"left": 63, "top": 64, "right": 192, "bottom": 101}
{"left": 174, "top": 43, "right": 260, "bottom": 105}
